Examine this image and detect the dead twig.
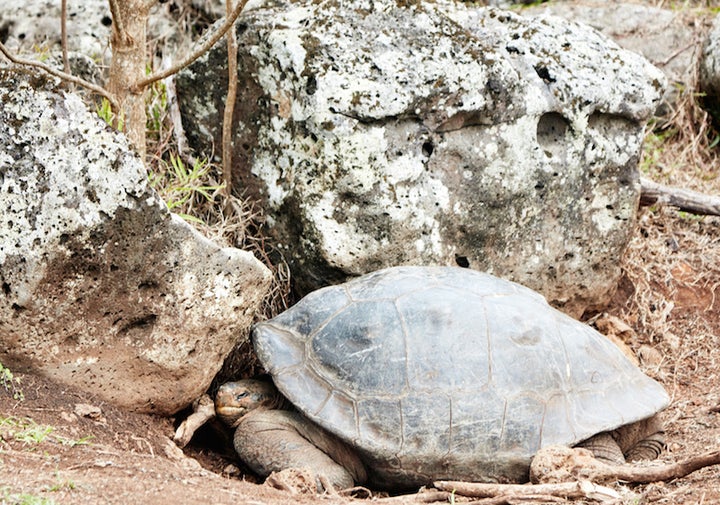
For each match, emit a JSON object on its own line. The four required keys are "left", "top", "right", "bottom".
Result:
{"left": 434, "top": 480, "right": 620, "bottom": 502}
{"left": 222, "top": 0, "right": 240, "bottom": 200}
{"left": 60, "top": 0, "right": 70, "bottom": 74}
{"left": 437, "top": 449, "right": 720, "bottom": 502}
{"left": 134, "top": 0, "right": 249, "bottom": 92}
{"left": 640, "top": 177, "right": 720, "bottom": 216}
{"left": 588, "top": 449, "right": 720, "bottom": 483}
{"left": 173, "top": 394, "right": 216, "bottom": 448}
{"left": 369, "top": 490, "right": 453, "bottom": 503}
{"left": 0, "top": 41, "right": 119, "bottom": 110}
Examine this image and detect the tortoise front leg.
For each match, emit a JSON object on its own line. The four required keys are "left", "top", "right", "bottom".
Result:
{"left": 234, "top": 409, "right": 366, "bottom": 491}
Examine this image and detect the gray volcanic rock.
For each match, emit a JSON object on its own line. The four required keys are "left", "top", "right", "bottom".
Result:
{"left": 0, "top": 69, "right": 271, "bottom": 415}
{"left": 177, "top": 0, "right": 664, "bottom": 315}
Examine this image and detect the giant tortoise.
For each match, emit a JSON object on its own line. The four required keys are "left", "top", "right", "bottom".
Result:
{"left": 216, "top": 266, "right": 669, "bottom": 490}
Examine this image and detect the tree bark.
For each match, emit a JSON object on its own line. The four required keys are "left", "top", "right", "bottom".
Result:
{"left": 107, "top": 0, "right": 151, "bottom": 157}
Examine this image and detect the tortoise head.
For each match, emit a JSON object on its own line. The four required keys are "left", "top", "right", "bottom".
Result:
{"left": 215, "top": 379, "right": 281, "bottom": 428}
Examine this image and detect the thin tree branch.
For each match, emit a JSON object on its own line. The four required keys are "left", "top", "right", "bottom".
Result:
{"left": 107, "top": 0, "right": 131, "bottom": 45}
{"left": 222, "top": 0, "right": 239, "bottom": 199}
{"left": 133, "top": 0, "right": 249, "bottom": 92}
{"left": 61, "top": 0, "right": 70, "bottom": 74}
{"left": 0, "top": 40, "right": 119, "bottom": 110}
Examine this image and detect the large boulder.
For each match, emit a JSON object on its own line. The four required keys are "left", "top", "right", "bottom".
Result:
{"left": 177, "top": 1, "right": 664, "bottom": 316}
{"left": 0, "top": 69, "right": 272, "bottom": 415}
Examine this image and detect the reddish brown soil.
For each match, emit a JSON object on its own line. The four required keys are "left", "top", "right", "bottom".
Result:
{"left": 1, "top": 210, "right": 719, "bottom": 505}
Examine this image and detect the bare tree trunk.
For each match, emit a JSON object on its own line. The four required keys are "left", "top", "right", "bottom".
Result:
{"left": 107, "top": 0, "right": 151, "bottom": 158}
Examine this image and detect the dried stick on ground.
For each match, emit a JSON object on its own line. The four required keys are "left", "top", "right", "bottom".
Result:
{"left": 173, "top": 394, "right": 216, "bottom": 448}
{"left": 586, "top": 449, "right": 720, "bottom": 483}
{"left": 640, "top": 177, "right": 720, "bottom": 216}
{"left": 435, "top": 449, "right": 720, "bottom": 501}
{"left": 434, "top": 480, "right": 619, "bottom": 501}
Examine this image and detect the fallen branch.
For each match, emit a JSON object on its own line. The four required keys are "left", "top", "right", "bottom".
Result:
{"left": 0, "top": 40, "right": 119, "bottom": 110}
{"left": 435, "top": 448, "right": 720, "bottom": 503}
{"left": 434, "top": 480, "right": 619, "bottom": 502}
{"left": 640, "top": 177, "right": 720, "bottom": 216}
{"left": 134, "top": 0, "right": 249, "bottom": 92}
{"left": 173, "top": 394, "right": 216, "bottom": 448}
{"left": 369, "top": 490, "right": 453, "bottom": 503}
{"left": 587, "top": 449, "right": 720, "bottom": 484}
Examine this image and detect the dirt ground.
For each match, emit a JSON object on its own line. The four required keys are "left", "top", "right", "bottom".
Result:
{"left": 1, "top": 208, "right": 719, "bottom": 505}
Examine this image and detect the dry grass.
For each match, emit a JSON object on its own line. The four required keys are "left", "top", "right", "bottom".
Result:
{"left": 142, "top": 3, "right": 294, "bottom": 381}
{"left": 614, "top": 23, "right": 720, "bottom": 500}
{"left": 642, "top": 74, "right": 720, "bottom": 193}
{"left": 621, "top": 17, "right": 720, "bottom": 356}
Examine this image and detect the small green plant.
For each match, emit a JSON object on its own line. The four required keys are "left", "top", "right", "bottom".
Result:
{"left": 640, "top": 127, "right": 678, "bottom": 177}
{"left": 31, "top": 44, "right": 51, "bottom": 63}
{"left": 0, "top": 487, "right": 55, "bottom": 505}
{"left": 0, "top": 362, "right": 24, "bottom": 401}
{"left": 96, "top": 97, "right": 124, "bottom": 131}
{"left": 45, "top": 474, "right": 76, "bottom": 493}
{"left": 0, "top": 417, "right": 52, "bottom": 445}
{"left": 0, "top": 416, "right": 91, "bottom": 449}
{"left": 146, "top": 64, "right": 168, "bottom": 137}
{"left": 55, "top": 434, "right": 94, "bottom": 447}
{"left": 149, "top": 154, "right": 225, "bottom": 223}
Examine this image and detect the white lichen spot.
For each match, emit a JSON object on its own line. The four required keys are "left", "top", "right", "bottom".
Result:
{"left": 589, "top": 192, "right": 616, "bottom": 233}
{"left": 267, "top": 28, "right": 307, "bottom": 77}
{"left": 385, "top": 152, "right": 424, "bottom": 185}
{"left": 484, "top": 142, "right": 498, "bottom": 158}
{"left": 305, "top": 192, "right": 378, "bottom": 269}
{"left": 206, "top": 273, "right": 234, "bottom": 301}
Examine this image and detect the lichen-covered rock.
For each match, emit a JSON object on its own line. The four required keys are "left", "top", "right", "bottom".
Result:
{"left": 0, "top": 68, "right": 271, "bottom": 415}
{"left": 177, "top": 0, "right": 664, "bottom": 315}
{"left": 522, "top": 2, "right": 700, "bottom": 118}
{"left": 700, "top": 13, "right": 720, "bottom": 123}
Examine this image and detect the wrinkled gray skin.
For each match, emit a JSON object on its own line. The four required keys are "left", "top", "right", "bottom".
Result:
{"left": 216, "top": 380, "right": 366, "bottom": 490}
{"left": 216, "top": 266, "right": 669, "bottom": 491}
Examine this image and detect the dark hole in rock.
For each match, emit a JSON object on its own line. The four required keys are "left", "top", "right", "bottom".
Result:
{"left": 421, "top": 141, "right": 434, "bottom": 157}
{"left": 536, "top": 113, "right": 570, "bottom": 161}
{"left": 534, "top": 65, "right": 555, "bottom": 84}
{"left": 455, "top": 255, "right": 470, "bottom": 268}
{"left": 101, "top": 16, "right": 112, "bottom": 27}
{"left": 306, "top": 75, "right": 317, "bottom": 95}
